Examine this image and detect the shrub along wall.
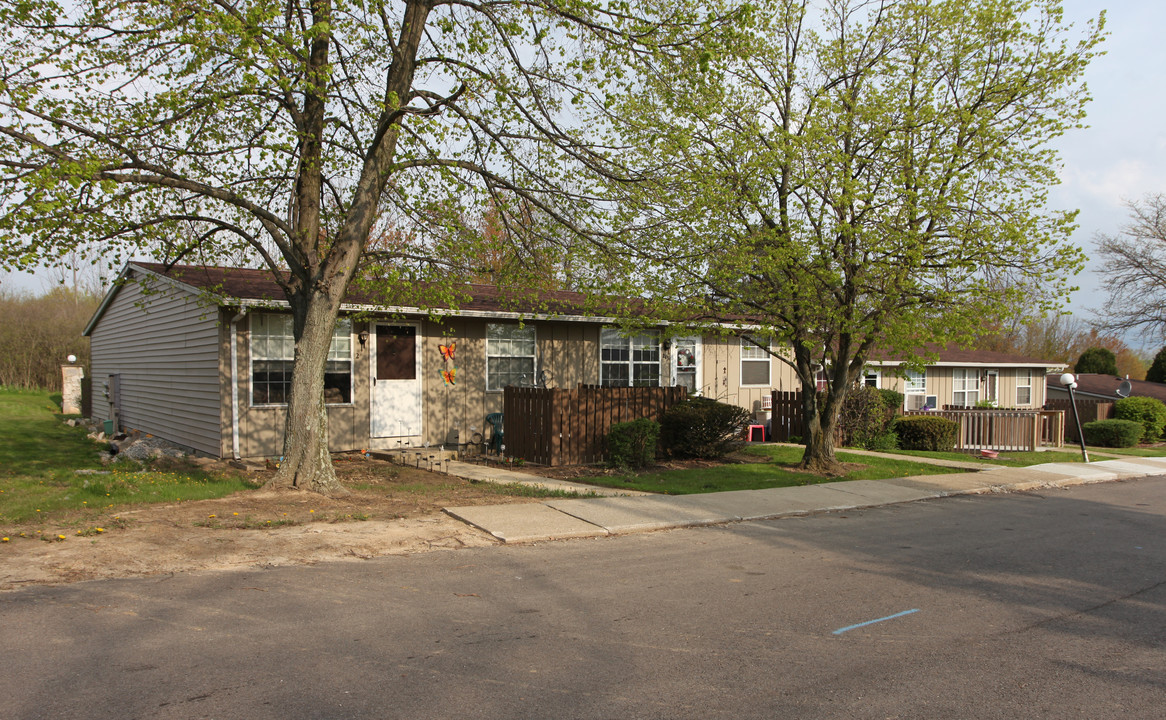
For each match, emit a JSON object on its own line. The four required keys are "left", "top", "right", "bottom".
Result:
{"left": 894, "top": 415, "right": 959, "bottom": 452}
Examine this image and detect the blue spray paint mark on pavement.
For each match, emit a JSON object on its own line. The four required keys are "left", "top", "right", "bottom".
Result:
{"left": 832, "top": 608, "right": 920, "bottom": 635}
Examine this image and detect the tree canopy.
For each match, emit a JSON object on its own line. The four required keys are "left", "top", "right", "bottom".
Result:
{"left": 0, "top": 0, "right": 723, "bottom": 492}
{"left": 1146, "top": 347, "right": 1166, "bottom": 384}
{"left": 1075, "top": 346, "right": 1118, "bottom": 376}
{"left": 587, "top": 0, "right": 1103, "bottom": 470}
{"left": 1094, "top": 194, "right": 1166, "bottom": 344}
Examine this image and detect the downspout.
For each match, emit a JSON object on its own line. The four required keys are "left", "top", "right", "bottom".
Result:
{"left": 230, "top": 308, "right": 248, "bottom": 460}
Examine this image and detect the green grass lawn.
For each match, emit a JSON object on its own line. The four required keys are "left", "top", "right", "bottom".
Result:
{"left": 1082, "top": 445, "right": 1166, "bottom": 457}
{"left": 871, "top": 447, "right": 1087, "bottom": 467}
{"left": 580, "top": 444, "right": 964, "bottom": 495}
{"left": 0, "top": 387, "right": 256, "bottom": 531}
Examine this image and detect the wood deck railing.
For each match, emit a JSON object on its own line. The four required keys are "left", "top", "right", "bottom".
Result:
{"left": 909, "top": 408, "right": 1065, "bottom": 452}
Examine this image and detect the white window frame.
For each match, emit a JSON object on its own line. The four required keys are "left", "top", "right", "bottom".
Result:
{"left": 864, "top": 369, "right": 881, "bottom": 388}
{"left": 250, "top": 313, "right": 352, "bottom": 407}
{"left": 904, "top": 369, "right": 927, "bottom": 410}
{"left": 486, "top": 323, "right": 537, "bottom": 392}
{"left": 952, "top": 368, "right": 980, "bottom": 407}
{"left": 1015, "top": 368, "right": 1033, "bottom": 406}
{"left": 600, "top": 327, "right": 661, "bottom": 387}
{"left": 740, "top": 336, "right": 772, "bottom": 387}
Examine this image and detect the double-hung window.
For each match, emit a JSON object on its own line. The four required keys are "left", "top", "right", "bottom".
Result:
{"left": 952, "top": 368, "right": 980, "bottom": 407}
{"left": 740, "top": 336, "right": 771, "bottom": 386}
{"left": 600, "top": 328, "right": 661, "bottom": 386}
{"left": 1016, "top": 369, "right": 1033, "bottom": 406}
{"left": 487, "top": 324, "right": 537, "bottom": 391}
{"left": 251, "top": 314, "right": 352, "bottom": 405}
{"left": 904, "top": 369, "right": 927, "bottom": 410}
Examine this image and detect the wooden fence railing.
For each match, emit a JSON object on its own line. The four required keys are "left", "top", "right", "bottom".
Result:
{"left": 909, "top": 408, "right": 1064, "bottom": 452}
{"left": 503, "top": 385, "right": 688, "bottom": 466}
{"left": 770, "top": 388, "right": 1066, "bottom": 451}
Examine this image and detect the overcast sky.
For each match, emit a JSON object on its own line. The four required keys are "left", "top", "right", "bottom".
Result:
{"left": 1050, "top": 0, "right": 1165, "bottom": 346}
{"left": 2, "top": 1, "right": 1157, "bottom": 345}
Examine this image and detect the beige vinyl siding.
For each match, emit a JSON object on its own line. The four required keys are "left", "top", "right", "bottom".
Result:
{"left": 88, "top": 273, "right": 223, "bottom": 456}
{"left": 876, "top": 365, "right": 1048, "bottom": 409}
{"left": 700, "top": 336, "right": 798, "bottom": 413}
{"left": 420, "top": 319, "right": 604, "bottom": 449}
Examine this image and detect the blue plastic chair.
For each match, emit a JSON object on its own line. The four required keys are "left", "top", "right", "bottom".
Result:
{"left": 485, "top": 413, "right": 504, "bottom": 455}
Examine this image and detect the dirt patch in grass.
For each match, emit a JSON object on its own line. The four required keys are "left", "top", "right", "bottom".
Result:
{"left": 0, "top": 456, "right": 545, "bottom": 591}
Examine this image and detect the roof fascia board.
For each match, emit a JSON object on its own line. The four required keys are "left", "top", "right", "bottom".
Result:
{"left": 872, "top": 360, "right": 1065, "bottom": 369}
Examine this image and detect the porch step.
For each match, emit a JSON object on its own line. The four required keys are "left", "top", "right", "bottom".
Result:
{"left": 371, "top": 447, "right": 460, "bottom": 469}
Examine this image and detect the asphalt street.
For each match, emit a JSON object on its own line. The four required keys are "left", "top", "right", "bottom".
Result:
{"left": 2, "top": 477, "right": 1163, "bottom": 719}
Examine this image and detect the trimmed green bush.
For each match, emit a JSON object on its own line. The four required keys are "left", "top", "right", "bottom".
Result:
{"left": 606, "top": 418, "right": 660, "bottom": 468}
{"left": 894, "top": 415, "right": 959, "bottom": 451}
{"left": 660, "top": 397, "right": 752, "bottom": 459}
{"left": 1081, "top": 419, "right": 1143, "bottom": 448}
{"left": 1113, "top": 396, "right": 1166, "bottom": 441}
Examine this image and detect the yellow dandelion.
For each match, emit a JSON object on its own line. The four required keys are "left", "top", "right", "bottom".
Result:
{"left": 57, "top": 534, "right": 66, "bottom": 540}
{"left": 309, "top": 509, "right": 315, "bottom": 513}
{"left": 208, "top": 514, "right": 216, "bottom": 518}
{"left": 233, "top": 512, "right": 239, "bottom": 516}
{"left": 2, "top": 537, "right": 8, "bottom": 542}
{"left": 96, "top": 528, "right": 105, "bottom": 533}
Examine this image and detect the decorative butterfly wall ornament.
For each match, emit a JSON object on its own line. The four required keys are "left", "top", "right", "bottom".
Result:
{"left": 441, "top": 368, "right": 456, "bottom": 386}
{"left": 439, "top": 342, "right": 456, "bottom": 362}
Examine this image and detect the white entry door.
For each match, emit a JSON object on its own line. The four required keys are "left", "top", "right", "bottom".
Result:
{"left": 670, "top": 336, "right": 702, "bottom": 393}
{"left": 370, "top": 324, "right": 422, "bottom": 438}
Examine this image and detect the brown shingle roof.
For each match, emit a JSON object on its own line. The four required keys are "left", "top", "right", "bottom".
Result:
{"left": 1046, "top": 373, "right": 1166, "bottom": 403}
{"left": 131, "top": 262, "right": 621, "bottom": 318}
{"left": 869, "top": 342, "right": 1061, "bottom": 367}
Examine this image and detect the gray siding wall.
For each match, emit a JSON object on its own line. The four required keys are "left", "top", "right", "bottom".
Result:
{"left": 89, "top": 273, "right": 223, "bottom": 455}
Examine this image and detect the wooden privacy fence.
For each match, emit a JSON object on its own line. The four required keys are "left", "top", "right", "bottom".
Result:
{"left": 503, "top": 385, "right": 688, "bottom": 466}
{"left": 770, "top": 390, "right": 803, "bottom": 442}
{"left": 910, "top": 408, "right": 1065, "bottom": 452}
{"left": 1045, "top": 399, "right": 1113, "bottom": 443}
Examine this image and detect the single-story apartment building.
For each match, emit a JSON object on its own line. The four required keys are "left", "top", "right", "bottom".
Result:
{"left": 866, "top": 345, "right": 1066, "bottom": 411}
{"left": 84, "top": 262, "right": 802, "bottom": 459}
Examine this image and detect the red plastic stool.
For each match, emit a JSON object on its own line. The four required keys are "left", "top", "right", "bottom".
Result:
{"left": 747, "top": 424, "right": 766, "bottom": 442}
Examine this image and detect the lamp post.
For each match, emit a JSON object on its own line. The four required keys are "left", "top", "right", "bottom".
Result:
{"left": 1060, "top": 372, "right": 1089, "bottom": 463}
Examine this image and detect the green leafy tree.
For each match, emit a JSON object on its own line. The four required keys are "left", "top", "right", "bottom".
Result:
{"left": 0, "top": 0, "right": 718, "bottom": 493}
{"left": 589, "top": 0, "right": 1103, "bottom": 472}
{"left": 1075, "top": 347, "right": 1119, "bottom": 375}
{"left": 1145, "top": 347, "right": 1166, "bottom": 383}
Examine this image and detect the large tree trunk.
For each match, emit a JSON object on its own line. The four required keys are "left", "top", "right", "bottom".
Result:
{"left": 269, "top": 288, "right": 347, "bottom": 495}
{"left": 800, "top": 385, "right": 844, "bottom": 475}
{"left": 795, "top": 343, "right": 851, "bottom": 475}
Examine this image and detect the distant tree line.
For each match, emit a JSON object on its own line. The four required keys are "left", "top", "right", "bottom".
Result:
{"left": 0, "top": 288, "right": 99, "bottom": 391}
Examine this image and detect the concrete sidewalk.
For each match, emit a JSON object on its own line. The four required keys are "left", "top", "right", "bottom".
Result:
{"left": 444, "top": 456, "right": 1166, "bottom": 544}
